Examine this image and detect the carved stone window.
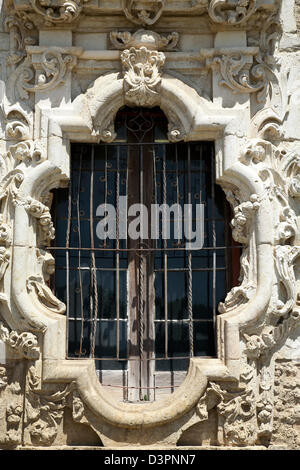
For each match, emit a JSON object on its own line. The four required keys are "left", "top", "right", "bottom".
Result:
{"left": 51, "top": 107, "right": 239, "bottom": 402}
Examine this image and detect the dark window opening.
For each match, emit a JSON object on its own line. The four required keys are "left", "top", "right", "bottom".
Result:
{"left": 51, "top": 107, "right": 240, "bottom": 402}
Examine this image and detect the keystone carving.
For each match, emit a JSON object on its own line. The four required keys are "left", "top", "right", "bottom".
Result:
{"left": 121, "top": 46, "right": 165, "bottom": 107}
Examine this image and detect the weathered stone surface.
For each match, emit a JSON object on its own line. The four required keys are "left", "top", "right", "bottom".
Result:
{"left": 0, "top": 0, "right": 299, "bottom": 450}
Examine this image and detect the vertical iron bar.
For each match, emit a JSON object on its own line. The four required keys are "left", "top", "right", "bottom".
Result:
{"left": 139, "top": 143, "right": 144, "bottom": 399}
{"left": 187, "top": 144, "right": 194, "bottom": 357}
{"left": 163, "top": 146, "right": 168, "bottom": 358}
{"left": 90, "top": 145, "right": 98, "bottom": 357}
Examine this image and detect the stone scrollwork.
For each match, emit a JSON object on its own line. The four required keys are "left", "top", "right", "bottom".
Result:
{"left": 25, "top": 367, "right": 75, "bottom": 446}
{"left": 13, "top": 47, "right": 77, "bottom": 101}
{"left": 205, "top": 50, "right": 267, "bottom": 102}
{"left": 121, "top": 46, "right": 165, "bottom": 107}
{"left": 29, "top": 0, "right": 89, "bottom": 25}
{"left": 230, "top": 194, "right": 260, "bottom": 244}
{"left": 208, "top": 0, "right": 257, "bottom": 25}
{"left": 198, "top": 367, "right": 258, "bottom": 446}
{"left": 0, "top": 367, "right": 8, "bottom": 391}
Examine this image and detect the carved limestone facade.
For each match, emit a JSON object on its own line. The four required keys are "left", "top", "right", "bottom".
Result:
{"left": 0, "top": 0, "right": 300, "bottom": 449}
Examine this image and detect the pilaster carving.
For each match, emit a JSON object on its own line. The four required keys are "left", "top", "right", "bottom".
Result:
{"left": 121, "top": 46, "right": 165, "bottom": 107}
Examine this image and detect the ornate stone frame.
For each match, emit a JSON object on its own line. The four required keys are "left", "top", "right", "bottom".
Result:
{"left": 4, "top": 69, "right": 276, "bottom": 433}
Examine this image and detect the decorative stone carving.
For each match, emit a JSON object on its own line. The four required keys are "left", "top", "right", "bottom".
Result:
{"left": 208, "top": 0, "right": 257, "bottom": 25}
{"left": 200, "top": 371, "right": 257, "bottom": 446}
{"left": 205, "top": 49, "right": 267, "bottom": 102}
{"left": 244, "top": 311, "right": 300, "bottom": 360}
{"left": 7, "top": 140, "right": 46, "bottom": 167}
{"left": 4, "top": 109, "right": 31, "bottom": 141}
{"left": 6, "top": 404, "right": 23, "bottom": 445}
{"left": 0, "top": 323, "right": 40, "bottom": 360}
{"left": 13, "top": 47, "right": 77, "bottom": 100}
{"left": 110, "top": 29, "right": 179, "bottom": 51}
{"left": 121, "top": 46, "right": 165, "bottom": 107}
{"left": 27, "top": 276, "right": 66, "bottom": 315}
{"left": 230, "top": 194, "right": 260, "bottom": 244}
{"left": 25, "top": 367, "right": 75, "bottom": 446}
{"left": 29, "top": 0, "right": 89, "bottom": 25}
{"left": 5, "top": 11, "right": 36, "bottom": 66}
{"left": 0, "top": 367, "right": 8, "bottom": 391}
{"left": 272, "top": 362, "right": 300, "bottom": 449}
{"left": 0, "top": 0, "right": 297, "bottom": 448}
